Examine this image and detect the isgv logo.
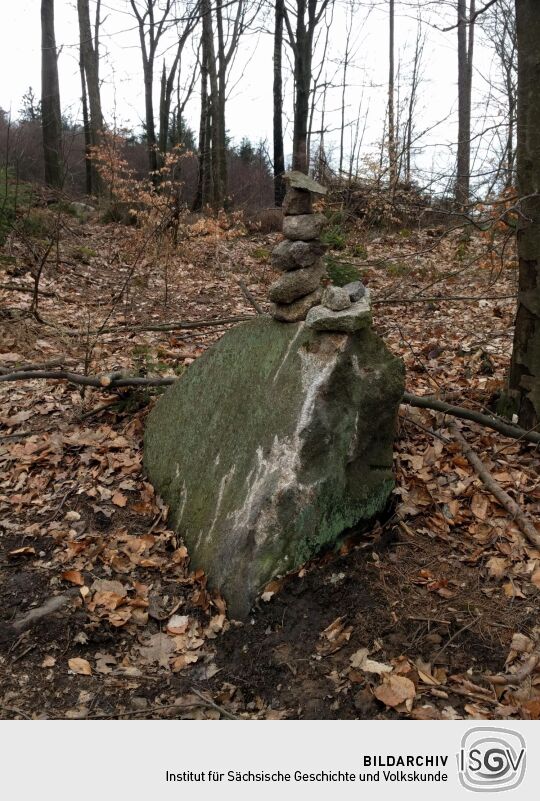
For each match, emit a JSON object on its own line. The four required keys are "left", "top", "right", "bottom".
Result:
{"left": 458, "top": 727, "right": 526, "bottom": 792}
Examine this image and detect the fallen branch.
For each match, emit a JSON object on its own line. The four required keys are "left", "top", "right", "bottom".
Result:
{"left": 0, "top": 282, "right": 56, "bottom": 298}
{"left": 486, "top": 654, "right": 540, "bottom": 686}
{"left": 58, "top": 314, "right": 256, "bottom": 337}
{"left": 448, "top": 421, "right": 540, "bottom": 550}
{"left": 10, "top": 589, "right": 80, "bottom": 634}
{"left": 0, "top": 357, "right": 66, "bottom": 375}
{"left": 374, "top": 294, "right": 516, "bottom": 305}
{"left": 402, "top": 392, "right": 540, "bottom": 445}
{"left": 237, "top": 280, "right": 264, "bottom": 315}
{"left": 0, "top": 369, "right": 175, "bottom": 389}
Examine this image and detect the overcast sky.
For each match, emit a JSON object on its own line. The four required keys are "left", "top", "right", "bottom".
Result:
{"left": 1, "top": 1, "right": 505, "bottom": 193}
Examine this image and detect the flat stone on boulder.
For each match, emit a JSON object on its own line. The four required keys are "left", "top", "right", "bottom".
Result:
{"left": 283, "top": 213, "right": 326, "bottom": 241}
{"left": 306, "top": 291, "right": 372, "bottom": 332}
{"left": 271, "top": 240, "right": 326, "bottom": 270}
{"left": 322, "top": 285, "right": 352, "bottom": 311}
{"left": 269, "top": 265, "right": 324, "bottom": 304}
{"left": 270, "top": 289, "right": 322, "bottom": 322}
{"left": 344, "top": 280, "right": 366, "bottom": 302}
{"left": 282, "top": 171, "right": 327, "bottom": 195}
{"left": 144, "top": 317, "right": 404, "bottom": 618}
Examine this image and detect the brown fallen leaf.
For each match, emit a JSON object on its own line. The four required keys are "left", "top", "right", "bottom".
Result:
{"left": 62, "top": 569, "right": 84, "bottom": 586}
{"left": 374, "top": 674, "right": 416, "bottom": 708}
{"left": 171, "top": 652, "right": 199, "bottom": 672}
{"left": 112, "top": 491, "right": 128, "bottom": 507}
{"left": 167, "top": 614, "right": 190, "bottom": 635}
{"left": 68, "top": 657, "right": 92, "bottom": 676}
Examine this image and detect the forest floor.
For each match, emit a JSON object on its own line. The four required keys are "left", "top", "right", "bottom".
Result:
{"left": 0, "top": 204, "right": 539, "bottom": 720}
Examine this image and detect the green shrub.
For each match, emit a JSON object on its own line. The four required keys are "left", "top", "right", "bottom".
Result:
{"left": 20, "top": 210, "right": 53, "bottom": 239}
{"left": 72, "top": 245, "right": 97, "bottom": 263}
{"left": 0, "top": 169, "right": 33, "bottom": 244}
{"left": 385, "top": 261, "right": 411, "bottom": 277}
{"left": 252, "top": 247, "right": 270, "bottom": 262}
{"left": 322, "top": 224, "right": 347, "bottom": 250}
{"left": 325, "top": 256, "right": 362, "bottom": 286}
{"left": 351, "top": 243, "right": 367, "bottom": 259}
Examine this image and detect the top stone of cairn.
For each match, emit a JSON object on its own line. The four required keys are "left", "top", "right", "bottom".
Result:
{"left": 283, "top": 170, "right": 327, "bottom": 196}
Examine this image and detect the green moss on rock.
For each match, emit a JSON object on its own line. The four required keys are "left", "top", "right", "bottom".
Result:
{"left": 144, "top": 317, "right": 404, "bottom": 618}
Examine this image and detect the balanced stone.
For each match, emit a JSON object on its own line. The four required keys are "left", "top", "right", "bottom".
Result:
{"left": 283, "top": 188, "right": 312, "bottom": 216}
{"left": 271, "top": 240, "right": 326, "bottom": 271}
{"left": 283, "top": 213, "right": 326, "bottom": 241}
{"left": 306, "top": 291, "right": 372, "bottom": 333}
{"left": 270, "top": 288, "right": 322, "bottom": 322}
{"left": 269, "top": 265, "right": 324, "bottom": 304}
{"left": 344, "top": 280, "right": 366, "bottom": 302}
{"left": 144, "top": 317, "right": 404, "bottom": 618}
{"left": 282, "top": 170, "right": 327, "bottom": 195}
{"left": 322, "top": 285, "right": 352, "bottom": 311}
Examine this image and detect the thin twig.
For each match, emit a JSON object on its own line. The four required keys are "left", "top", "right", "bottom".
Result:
{"left": 191, "top": 689, "right": 240, "bottom": 720}
{"left": 237, "top": 280, "right": 264, "bottom": 314}
{"left": 448, "top": 421, "right": 540, "bottom": 550}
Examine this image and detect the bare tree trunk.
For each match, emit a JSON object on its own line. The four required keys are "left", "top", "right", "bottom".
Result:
{"left": 193, "top": 47, "right": 211, "bottom": 211}
{"left": 456, "top": 0, "right": 475, "bottom": 206}
{"left": 41, "top": 0, "right": 63, "bottom": 188}
{"left": 339, "top": 14, "right": 352, "bottom": 178}
{"left": 404, "top": 17, "right": 423, "bottom": 184}
{"left": 291, "top": 0, "right": 312, "bottom": 172}
{"left": 388, "top": 0, "right": 397, "bottom": 189}
{"left": 508, "top": 0, "right": 540, "bottom": 428}
{"left": 130, "top": 0, "right": 175, "bottom": 179}
{"left": 273, "top": 0, "right": 285, "bottom": 205}
{"left": 77, "top": 0, "right": 103, "bottom": 193}
{"left": 201, "top": 0, "right": 221, "bottom": 206}
{"left": 158, "top": 14, "right": 196, "bottom": 162}
{"left": 79, "top": 57, "right": 92, "bottom": 195}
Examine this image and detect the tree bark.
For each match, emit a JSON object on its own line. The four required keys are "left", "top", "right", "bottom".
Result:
{"left": 273, "top": 0, "right": 285, "bottom": 205}
{"left": 456, "top": 0, "right": 475, "bottom": 206}
{"left": 41, "top": 0, "right": 63, "bottom": 188}
{"left": 290, "top": 0, "right": 313, "bottom": 172}
{"left": 79, "top": 56, "right": 92, "bottom": 195}
{"left": 388, "top": 0, "right": 397, "bottom": 189}
{"left": 77, "top": 0, "right": 103, "bottom": 194}
{"left": 508, "top": 0, "right": 540, "bottom": 428}
{"left": 193, "top": 45, "right": 211, "bottom": 210}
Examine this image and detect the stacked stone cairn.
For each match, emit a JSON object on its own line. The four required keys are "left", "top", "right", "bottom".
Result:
{"left": 270, "top": 170, "right": 371, "bottom": 331}
{"left": 269, "top": 171, "right": 328, "bottom": 323}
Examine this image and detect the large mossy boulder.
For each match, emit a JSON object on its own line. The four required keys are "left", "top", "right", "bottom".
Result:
{"left": 144, "top": 318, "right": 404, "bottom": 618}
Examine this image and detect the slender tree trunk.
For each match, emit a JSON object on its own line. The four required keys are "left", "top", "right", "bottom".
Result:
{"left": 79, "top": 58, "right": 92, "bottom": 195}
{"left": 506, "top": 80, "right": 516, "bottom": 189}
{"left": 456, "top": 0, "right": 475, "bottom": 206}
{"left": 339, "top": 19, "right": 352, "bottom": 178}
{"left": 193, "top": 26, "right": 212, "bottom": 210}
{"left": 388, "top": 0, "right": 397, "bottom": 189}
{"left": 77, "top": 0, "right": 102, "bottom": 193}
{"left": 508, "top": 0, "right": 540, "bottom": 428}
{"left": 41, "top": 0, "right": 63, "bottom": 187}
{"left": 201, "top": 0, "right": 221, "bottom": 206}
{"left": 273, "top": 0, "right": 285, "bottom": 205}
{"left": 144, "top": 63, "right": 159, "bottom": 176}
{"left": 292, "top": 3, "right": 312, "bottom": 173}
